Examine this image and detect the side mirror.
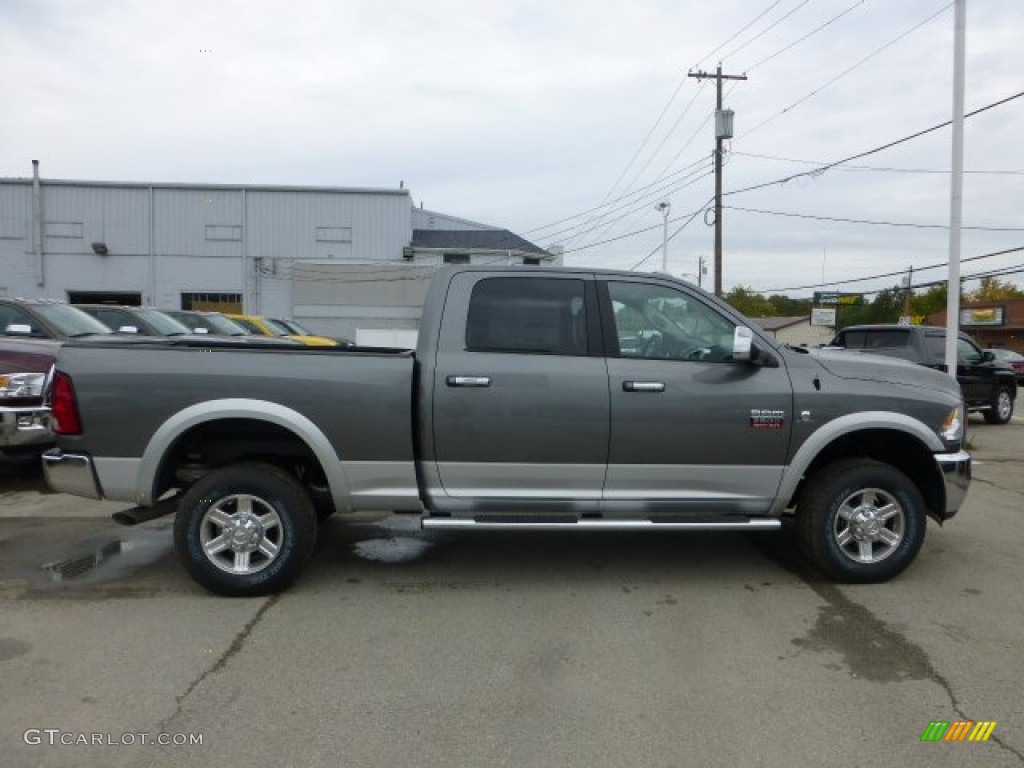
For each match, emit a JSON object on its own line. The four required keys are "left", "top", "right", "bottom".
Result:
{"left": 4, "top": 323, "right": 34, "bottom": 336}
{"left": 117, "top": 325, "right": 140, "bottom": 334}
{"left": 982, "top": 350, "right": 996, "bottom": 362}
{"left": 733, "top": 325, "right": 779, "bottom": 368}
{"left": 732, "top": 326, "right": 753, "bottom": 361}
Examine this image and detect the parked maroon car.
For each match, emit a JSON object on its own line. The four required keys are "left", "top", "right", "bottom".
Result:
{"left": 990, "top": 348, "right": 1024, "bottom": 385}
{"left": 0, "top": 298, "right": 114, "bottom": 462}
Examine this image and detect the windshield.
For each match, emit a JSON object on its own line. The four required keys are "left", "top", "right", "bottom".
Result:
{"left": 275, "top": 318, "right": 313, "bottom": 335}
{"left": 261, "top": 318, "right": 292, "bottom": 336}
{"left": 170, "top": 312, "right": 247, "bottom": 335}
{"left": 136, "top": 308, "right": 192, "bottom": 335}
{"left": 202, "top": 314, "right": 248, "bottom": 335}
{"left": 32, "top": 303, "right": 112, "bottom": 337}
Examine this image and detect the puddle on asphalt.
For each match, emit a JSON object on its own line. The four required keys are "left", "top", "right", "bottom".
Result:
{"left": 348, "top": 516, "right": 437, "bottom": 564}
{"left": 36, "top": 523, "right": 174, "bottom": 586}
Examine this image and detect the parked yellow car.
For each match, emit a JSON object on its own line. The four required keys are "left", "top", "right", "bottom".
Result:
{"left": 224, "top": 314, "right": 338, "bottom": 347}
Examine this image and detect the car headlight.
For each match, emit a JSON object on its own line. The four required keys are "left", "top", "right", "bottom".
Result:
{"left": 940, "top": 405, "right": 964, "bottom": 443}
{"left": 0, "top": 372, "right": 47, "bottom": 399}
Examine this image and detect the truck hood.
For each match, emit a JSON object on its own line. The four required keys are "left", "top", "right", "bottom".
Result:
{"left": 809, "top": 348, "right": 961, "bottom": 398}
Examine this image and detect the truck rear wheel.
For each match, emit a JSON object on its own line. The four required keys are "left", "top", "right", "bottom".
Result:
{"left": 983, "top": 385, "right": 1014, "bottom": 424}
{"left": 796, "top": 459, "right": 926, "bottom": 583}
{"left": 174, "top": 462, "right": 317, "bottom": 596}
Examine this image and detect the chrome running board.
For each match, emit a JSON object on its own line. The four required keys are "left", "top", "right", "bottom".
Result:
{"left": 421, "top": 518, "right": 782, "bottom": 532}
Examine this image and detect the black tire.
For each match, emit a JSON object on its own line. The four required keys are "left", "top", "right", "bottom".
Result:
{"left": 174, "top": 462, "right": 317, "bottom": 596}
{"left": 983, "top": 385, "right": 1014, "bottom": 424}
{"left": 796, "top": 459, "right": 926, "bottom": 583}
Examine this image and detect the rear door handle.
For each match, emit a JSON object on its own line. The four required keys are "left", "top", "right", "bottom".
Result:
{"left": 623, "top": 381, "right": 665, "bottom": 393}
{"left": 447, "top": 375, "right": 492, "bottom": 388}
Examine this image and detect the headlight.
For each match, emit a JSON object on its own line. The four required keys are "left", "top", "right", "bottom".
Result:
{"left": 0, "top": 372, "right": 47, "bottom": 399}
{"left": 940, "top": 406, "right": 964, "bottom": 443}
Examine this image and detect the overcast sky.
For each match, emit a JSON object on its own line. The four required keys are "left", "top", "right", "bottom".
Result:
{"left": 2, "top": 0, "right": 1021, "bottom": 298}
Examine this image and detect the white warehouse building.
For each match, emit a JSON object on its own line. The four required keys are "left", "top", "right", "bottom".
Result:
{"left": 0, "top": 162, "right": 557, "bottom": 345}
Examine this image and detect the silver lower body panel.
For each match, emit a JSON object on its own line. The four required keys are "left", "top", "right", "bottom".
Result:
{"left": 422, "top": 517, "right": 782, "bottom": 532}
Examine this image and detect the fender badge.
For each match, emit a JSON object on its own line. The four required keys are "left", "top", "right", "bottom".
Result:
{"left": 750, "top": 409, "right": 785, "bottom": 429}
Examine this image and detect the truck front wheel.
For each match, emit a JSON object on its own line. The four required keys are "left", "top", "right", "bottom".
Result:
{"left": 174, "top": 462, "right": 317, "bottom": 596}
{"left": 796, "top": 459, "right": 926, "bottom": 583}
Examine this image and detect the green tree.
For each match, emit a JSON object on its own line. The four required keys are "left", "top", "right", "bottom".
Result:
{"left": 910, "top": 284, "right": 948, "bottom": 321}
{"left": 725, "top": 286, "right": 776, "bottom": 318}
{"left": 767, "top": 294, "right": 813, "bottom": 317}
{"left": 838, "top": 286, "right": 903, "bottom": 327}
{"left": 966, "top": 277, "right": 1024, "bottom": 303}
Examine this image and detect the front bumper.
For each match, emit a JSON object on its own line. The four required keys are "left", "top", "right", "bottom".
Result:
{"left": 935, "top": 450, "right": 971, "bottom": 520}
{"left": 0, "top": 404, "right": 53, "bottom": 451}
{"left": 41, "top": 449, "right": 102, "bottom": 500}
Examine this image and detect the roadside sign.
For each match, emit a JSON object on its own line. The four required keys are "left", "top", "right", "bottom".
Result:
{"left": 811, "top": 307, "right": 837, "bottom": 327}
{"left": 813, "top": 291, "right": 864, "bottom": 306}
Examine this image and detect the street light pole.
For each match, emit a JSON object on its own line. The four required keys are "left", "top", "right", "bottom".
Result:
{"left": 656, "top": 201, "right": 671, "bottom": 272}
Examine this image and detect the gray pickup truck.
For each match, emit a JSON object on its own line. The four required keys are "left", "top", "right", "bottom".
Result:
{"left": 43, "top": 267, "right": 971, "bottom": 595}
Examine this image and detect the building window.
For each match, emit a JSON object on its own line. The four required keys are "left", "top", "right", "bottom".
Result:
{"left": 444, "top": 253, "right": 470, "bottom": 265}
{"left": 205, "top": 225, "right": 242, "bottom": 241}
{"left": 45, "top": 222, "right": 84, "bottom": 238}
{"left": 316, "top": 226, "right": 353, "bottom": 243}
{"left": 523, "top": 257, "right": 541, "bottom": 266}
{"left": 181, "top": 292, "right": 243, "bottom": 312}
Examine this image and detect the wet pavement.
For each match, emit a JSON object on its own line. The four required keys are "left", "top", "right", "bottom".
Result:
{"left": 0, "top": 417, "right": 1022, "bottom": 767}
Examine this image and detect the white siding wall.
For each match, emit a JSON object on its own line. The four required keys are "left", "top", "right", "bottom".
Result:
{"left": 0, "top": 180, "right": 412, "bottom": 314}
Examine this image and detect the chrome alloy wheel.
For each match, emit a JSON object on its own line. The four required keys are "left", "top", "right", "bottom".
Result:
{"left": 997, "top": 389, "right": 1013, "bottom": 421}
{"left": 199, "top": 494, "right": 284, "bottom": 574}
{"left": 833, "top": 487, "right": 905, "bottom": 564}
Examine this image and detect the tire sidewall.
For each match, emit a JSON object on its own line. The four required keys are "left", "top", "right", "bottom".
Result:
{"left": 174, "top": 464, "right": 316, "bottom": 596}
{"left": 986, "top": 385, "right": 1013, "bottom": 424}
{"left": 808, "top": 464, "right": 926, "bottom": 582}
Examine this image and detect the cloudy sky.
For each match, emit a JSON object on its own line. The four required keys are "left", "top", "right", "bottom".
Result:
{"left": 2, "top": 0, "right": 1021, "bottom": 297}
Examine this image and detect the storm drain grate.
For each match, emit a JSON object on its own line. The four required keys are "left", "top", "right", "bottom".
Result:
{"left": 42, "top": 540, "right": 124, "bottom": 581}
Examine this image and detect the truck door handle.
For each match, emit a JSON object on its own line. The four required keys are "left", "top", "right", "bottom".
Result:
{"left": 623, "top": 381, "right": 665, "bottom": 393}
{"left": 447, "top": 375, "right": 492, "bottom": 388}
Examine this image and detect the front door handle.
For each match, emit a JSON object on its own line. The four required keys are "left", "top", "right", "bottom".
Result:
{"left": 447, "top": 375, "right": 492, "bottom": 388}
{"left": 623, "top": 381, "right": 665, "bottom": 393}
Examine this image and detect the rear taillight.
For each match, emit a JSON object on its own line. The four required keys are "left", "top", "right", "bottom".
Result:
{"left": 51, "top": 371, "right": 82, "bottom": 435}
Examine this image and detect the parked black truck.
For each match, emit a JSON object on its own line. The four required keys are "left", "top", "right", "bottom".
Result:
{"left": 829, "top": 324, "right": 1017, "bottom": 424}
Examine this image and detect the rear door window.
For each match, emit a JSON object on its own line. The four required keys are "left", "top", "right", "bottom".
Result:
{"left": 466, "top": 277, "right": 588, "bottom": 356}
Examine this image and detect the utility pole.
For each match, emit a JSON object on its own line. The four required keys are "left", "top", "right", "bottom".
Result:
{"left": 689, "top": 64, "right": 747, "bottom": 297}
{"left": 903, "top": 265, "right": 914, "bottom": 318}
{"left": 698, "top": 256, "right": 706, "bottom": 289}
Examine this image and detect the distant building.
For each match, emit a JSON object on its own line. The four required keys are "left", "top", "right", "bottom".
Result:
{"left": 0, "top": 164, "right": 554, "bottom": 344}
{"left": 927, "top": 299, "right": 1024, "bottom": 352}
{"left": 750, "top": 315, "right": 834, "bottom": 347}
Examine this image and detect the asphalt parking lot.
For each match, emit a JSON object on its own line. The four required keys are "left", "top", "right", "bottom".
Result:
{"left": 0, "top": 417, "right": 1022, "bottom": 768}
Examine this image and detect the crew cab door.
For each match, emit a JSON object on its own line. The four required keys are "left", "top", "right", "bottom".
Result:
{"left": 599, "top": 278, "right": 793, "bottom": 516}
{"left": 427, "top": 272, "right": 609, "bottom": 514}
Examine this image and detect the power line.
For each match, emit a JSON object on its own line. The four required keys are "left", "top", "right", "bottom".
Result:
{"left": 757, "top": 246, "right": 1024, "bottom": 293}
{"left": 524, "top": 156, "right": 711, "bottom": 241}
{"left": 629, "top": 202, "right": 712, "bottom": 270}
{"left": 725, "top": 89, "right": 1024, "bottom": 198}
{"left": 726, "top": 204, "right": 1024, "bottom": 232}
{"left": 739, "top": 3, "right": 952, "bottom": 139}
{"left": 731, "top": 150, "right": 1024, "bottom": 175}
{"left": 540, "top": 165, "right": 714, "bottom": 246}
{"left": 743, "top": 0, "right": 866, "bottom": 72}
{"left": 695, "top": 0, "right": 784, "bottom": 69}
{"left": 719, "top": 0, "right": 813, "bottom": 65}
